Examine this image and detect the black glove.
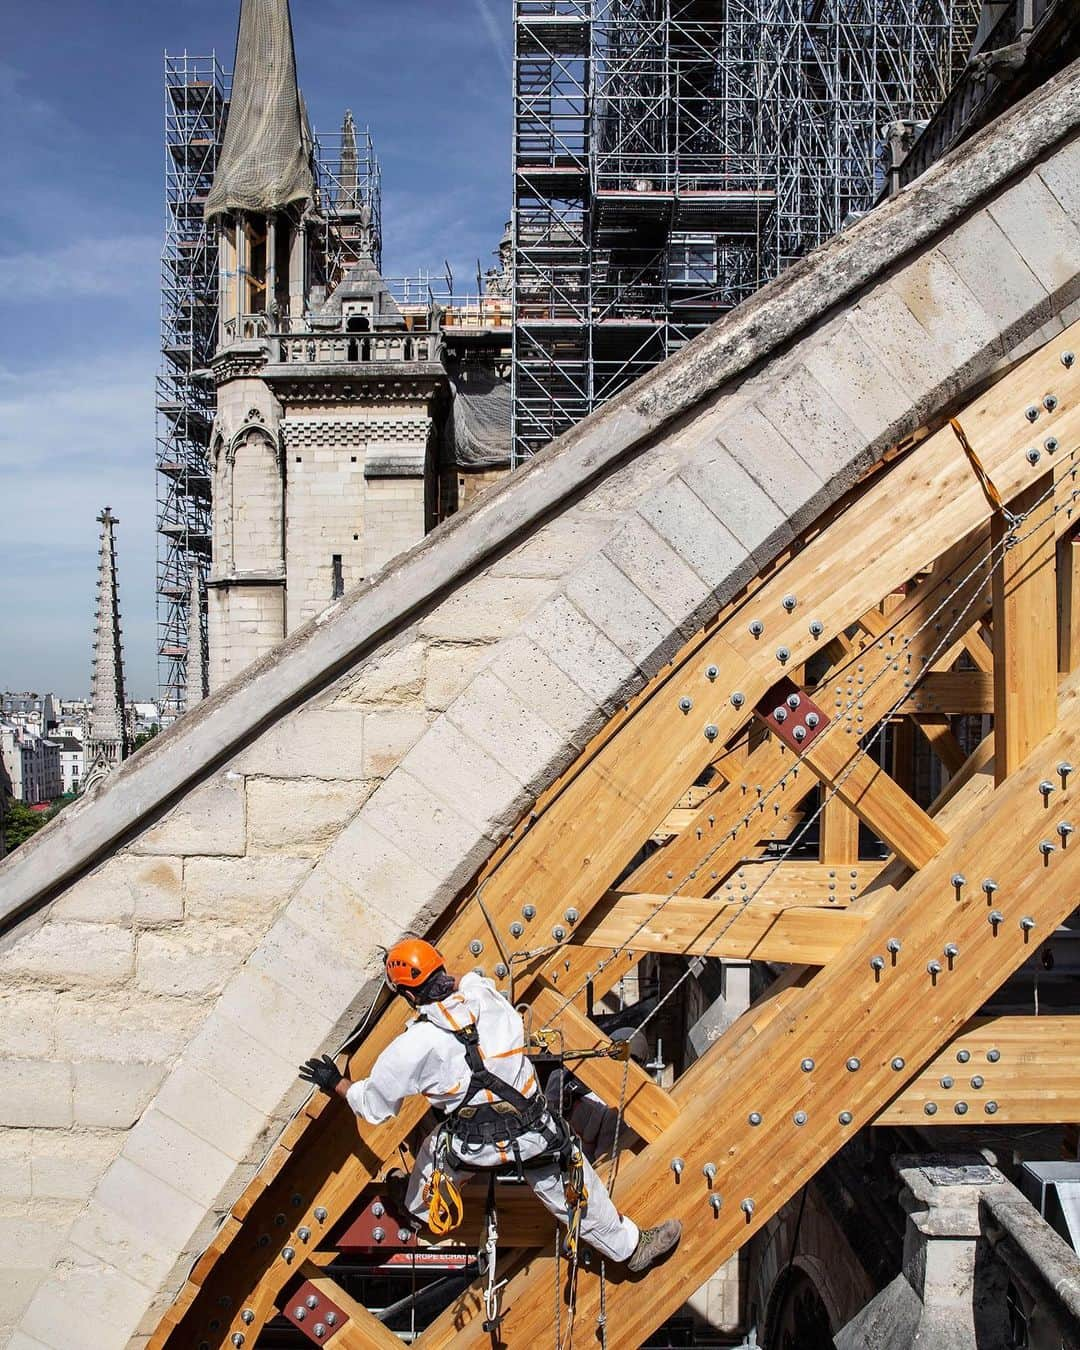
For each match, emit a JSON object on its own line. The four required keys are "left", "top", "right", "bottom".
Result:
{"left": 299, "top": 1054, "right": 343, "bottom": 1094}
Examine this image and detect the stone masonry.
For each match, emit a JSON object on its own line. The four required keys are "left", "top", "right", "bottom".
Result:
{"left": 0, "top": 62, "right": 1079, "bottom": 1348}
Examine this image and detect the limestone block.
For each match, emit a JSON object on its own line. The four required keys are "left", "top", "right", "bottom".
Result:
{"left": 136, "top": 924, "right": 257, "bottom": 1000}
{"left": 232, "top": 708, "right": 366, "bottom": 779}
{"left": 212, "top": 964, "right": 335, "bottom": 1067}
{"left": 151, "top": 1060, "right": 269, "bottom": 1164}
{"left": 246, "top": 777, "right": 369, "bottom": 856}
{"left": 122, "top": 1107, "right": 238, "bottom": 1209}
{"left": 20, "top": 1258, "right": 155, "bottom": 1350}
{"left": 1040, "top": 136, "right": 1080, "bottom": 221}
{"left": 711, "top": 404, "right": 824, "bottom": 538}
{"left": 418, "top": 575, "right": 555, "bottom": 642}
{"left": 424, "top": 641, "right": 496, "bottom": 711}
{"left": 247, "top": 911, "right": 383, "bottom": 1031}
{"left": 53, "top": 992, "right": 203, "bottom": 1065}
{"left": 483, "top": 634, "right": 604, "bottom": 750}
{"left": 0, "top": 922, "right": 133, "bottom": 987}
{"left": 73, "top": 1155, "right": 203, "bottom": 1294}
{"left": 0, "top": 991, "right": 56, "bottom": 1058}
{"left": 72, "top": 1060, "right": 165, "bottom": 1129}
{"left": 0, "top": 1128, "right": 32, "bottom": 1200}
{"left": 755, "top": 363, "right": 868, "bottom": 490}
{"left": 30, "top": 1130, "right": 124, "bottom": 1203}
{"left": 990, "top": 169, "right": 1080, "bottom": 306}
{"left": 938, "top": 208, "right": 1050, "bottom": 339}
{"left": 5, "top": 1331, "right": 52, "bottom": 1349}
{"left": 525, "top": 592, "right": 640, "bottom": 713}
{"left": 604, "top": 513, "right": 714, "bottom": 635}
{"left": 0, "top": 1061, "right": 72, "bottom": 1128}
{"left": 185, "top": 999, "right": 308, "bottom": 1117}
{"left": 563, "top": 552, "right": 674, "bottom": 671}
{"left": 488, "top": 513, "right": 611, "bottom": 580}
{"left": 362, "top": 707, "right": 432, "bottom": 778}
{"left": 333, "top": 637, "right": 425, "bottom": 707}
{"left": 847, "top": 284, "right": 954, "bottom": 427}
{"left": 446, "top": 668, "right": 571, "bottom": 794}
{"left": 678, "top": 442, "right": 790, "bottom": 569}
{"left": 131, "top": 775, "right": 245, "bottom": 857}
{"left": 635, "top": 474, "right": 745, "bottom": 595}
{"left": 49, "top": 856, "right": 182, "bottom": 927}
{"left": 398, "top": 715, "right": 532, "bottom": 840}
{"left": 884, "top": 248, "right": 1002, "bottom": 382}
{"left": 182, "top": 854, "right": 314, "bottom": 924}
{"left": 359, "top": 769, "right": 499, "bottom": 893}
{"left": 0, "top": 1215, "right": 72, "bottom": 1272}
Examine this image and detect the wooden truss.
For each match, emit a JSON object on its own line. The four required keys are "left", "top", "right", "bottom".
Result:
{"left": 152, "top": 326, "right": 1080, "bottom": 1348}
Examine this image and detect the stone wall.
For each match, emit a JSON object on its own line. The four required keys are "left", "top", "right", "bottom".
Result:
{"left": 1, "top": 64, "right": 1078, "bottom": 1348}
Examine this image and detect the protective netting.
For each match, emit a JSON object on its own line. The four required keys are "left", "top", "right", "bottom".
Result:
{"left": 205, "top": 0, "right": 313, "bottom": 220}
{"left": 446, "top": 365, "right": 512, "bottom": 469}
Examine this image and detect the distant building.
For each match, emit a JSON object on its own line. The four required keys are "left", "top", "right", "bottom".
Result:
{"left": 55, "top": 737, "right": 85, "bottom": 796}
{"left": 0, "top": 724, "right": 62, "bottom": 804}
{"left": 0, "top": 693, "right": 60, "bottom": 739}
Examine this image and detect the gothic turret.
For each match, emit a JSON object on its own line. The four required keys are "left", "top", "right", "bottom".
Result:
{"left": 83, "top": 507, "right": 128, "bottom": 790}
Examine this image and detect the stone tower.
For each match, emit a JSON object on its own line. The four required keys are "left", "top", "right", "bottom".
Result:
{"left": 83, "top": 506, "right": 129, "bottom": 788}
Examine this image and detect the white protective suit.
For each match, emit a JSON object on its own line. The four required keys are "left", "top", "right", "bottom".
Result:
{"left": 346, "top": 971, "right": 639, "bottom": 1262}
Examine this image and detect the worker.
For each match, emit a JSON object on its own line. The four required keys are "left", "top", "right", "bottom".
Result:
{"left": 299, "top": 937, "right": 681, "bottom": 1274}
{"left": 545, "top": 1026, "right": 647, "bottom": 1161}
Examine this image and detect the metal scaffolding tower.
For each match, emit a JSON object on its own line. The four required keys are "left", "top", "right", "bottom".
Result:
{"left": 511, "top": 0, "right": 981, "bottom": 464}
{"left": 157, "top": 52, "right": 229, "bottom": 719}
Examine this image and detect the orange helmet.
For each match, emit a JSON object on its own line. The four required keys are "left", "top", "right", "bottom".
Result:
{"left": 385, "top": 937, "right": 445, "bottom": 991}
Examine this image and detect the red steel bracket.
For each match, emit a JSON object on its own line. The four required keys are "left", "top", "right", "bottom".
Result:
{"left": 337, "top": 1193, "right": 418, "bottom": 1252}
{"left": 281, "top": 1279, "right": 348, "bottom": 1343}
{"left": 755, "top": 678, "right": 830, "bottom": 754}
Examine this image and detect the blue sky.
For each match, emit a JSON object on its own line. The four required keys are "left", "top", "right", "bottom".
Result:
{"left": 0, "top": 0, "right": 511, "bottom": 698}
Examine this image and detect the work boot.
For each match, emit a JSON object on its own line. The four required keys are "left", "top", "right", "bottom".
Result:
{"left": 627, "top": 1218, "right": 682, "bottom": 1273}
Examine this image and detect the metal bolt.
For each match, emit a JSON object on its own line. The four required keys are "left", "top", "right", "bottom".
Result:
{"left": 838, "top": 1110, "right": 853, "bottom": 1125}
{"left": 1025, "top": 405, "right": 1040, "bottom": 422}
{"left": 792, "top": 725, "right": 807, "bottom": 742}
{"left": 730, "top": 690, "right": 745, "bottom": 708}
{"left": 782, "top": 594, "right": 797, "bottom": 612}
{"left": 801, "top": 1058, "right": 815, "bottom": 1073}
{"left": 805, "top": 711, "right": 820, "bottom": 728}
{"left": 776, "top": 646, "right": 791, "bottom": 663}
{"left": 1059, "top": 762, "right": 1074, "bottom": 783}
{"left": 564, "top": 908, "right": 579, "bottom": 924}
{"left": 927, "top": 959, "right": 942, "bottom": 976}
{"left": 294, "top": 1307, "right": 307, "bottom": 1322}
{"left": 704, "top": 723, "right": 719, "bottom": 741}
{"left": 314, "top": 1326, "right": 326, "bottom": 1341}
{"left": 1040, "top": 840, "right": 1056, "bottom": 856}
{"left": 552, "top": 924, "right": 567, "bottom": 941}
{"left": 988, "top": 909, "right": 1004, "bottom": 927}
{"left": 944, "top": 943, "right": 959, "bottom": 960}
{"left": 887, "top": 938, "right": 902, "bottom": 955}
{"left": 314, "top": 1207, "right": 328, "bottom": 1223}
{"left": 1044, "top": 393, "right": 1058, "bottom": 412}
{"left": 773, "top": 705, "right": 788, "bottom": 723}
{"left": 232, "top": 1337, "right": 245, "bottom": 1348}
{"left": 1027, "top": 448, "right": 1041, "bottom": 465}
{"left": 706, "top": 664, "right": 719, "bottom": 681}
{"left": 1046, "top": 436, "right": 1059, "bottom": 452}
{"left": 372, "top": 1202, "right": 385, "bottom": 1218}
{"left": 749, "top": 619, "right": 764, "bottom": 638}
{"left": 1020, "top": 916, "right": 1036, "bottom": 932}
{"left": 307, "top": 1295, "right": 319, "bottom": 1310}
{"left": 372, "top": 1226, "right": 385, "bottom": 1243}
{"left": 809, "top": 620, "right": 823, "bottom": 638}
{"left": 955, "top": 1101, "right": 968, "bottom": 1115}
{"left": 510, "top": 922, "right": 524, "bottom": 938}
{"left": 970, "top": 1075, "right": 984, "bottom": 1089}
{"left": 241, "top": 1311, "right": 255, "bottom": 1326}
{"left": 523, "top": 904, "right": 536, "bottom": 920}
{"left": 298, "top": 1226, "right": 311, "bottom": 1242}
{"left": 670, "top": 1157, "right": 685, "bottom": 1177}
{"left": 282, "top": 1246, "right": 295, "bottom": 1263}
{"left": 793, "top": 1110, "right": 808, "bottom": 1126}
{"left": 846, "top": 1057, "right": 861, "bottom": 1072}
{"left": 398, "top": 1228, "right": 412, "bottom": 1242}
{"left": 679, "top": 696, "right": 692, "bottom": 713}
{"left": 494, "top": 962, "right": 508, "bottom": 979}
{"left": 951, "top": 873, "right": 966, "bottom": 890}
{"left": 1040, "top": 780, "right": 1056, "bottom": 800}
{"left": 703, "top": 1162, "right": 717, "bottom": 1181}
{"left": 786, "top": 692, "right": 801, "bottom": 709}
{"left": 870, "top": 955, "right": 885, "bottom": 973}
{"left": 1058, "top": 822, "right": 1074, "bottom": 842}
{"left": 924, "top": 1102, "right": 938, "bottom": 1116}
{"left": 469, "top": 939, "right": 483, "bottom": 956}
{"left": 748, "top": 1111, "right": 762, "bottom": 1126}
{"left": 709, "top": 1192, "right": 722, "bottom": 1214}
{"left": 941, "top": 1075, "right": 954, "bottom": 1089}
{"left": 326, "top": 1313, "right": 338, "bottom": 1327}
{"left": 982, "top": 879, "right": 999, "bottom": 896}
{"left": 741, "top": 1198, "right": 756, "bottom": 1215}
{"left": 891, "top": 1057, "right": 905, "bottom": 1071}
{"left": 1063, "top": 351, "right": 1076, "bottom": 368}
{"left": 957, "top": 1049, "right": 971, "bottom": 1064}
{"left": 985, "top": 1100, "right": 999, "bottom": 1114}
{"left": 987, "top": 1049, "right": 1001, "bottom": 1063}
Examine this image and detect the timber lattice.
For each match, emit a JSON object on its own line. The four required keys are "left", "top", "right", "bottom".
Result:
{"left": 152, "top": 325, "right": 1080, "bottom": 1349}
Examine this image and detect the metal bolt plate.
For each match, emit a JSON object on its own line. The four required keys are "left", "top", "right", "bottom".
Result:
{"left": 755, "top": 678, "right": 830, "bottom": 755}
{"left": 282, "top": 1281, "right": 347, "bottom": 1343}
{"left": 337, "top": 1195, "right": 417, "bottom": 1252}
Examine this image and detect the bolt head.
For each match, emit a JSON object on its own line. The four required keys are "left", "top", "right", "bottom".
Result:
{"left": 987, "top": 1049, "right": 1000, "bottom": 1063}
{"left": 891, "top": 1057, "right": 905, "bottom": 1071}
{"left": 927, "top": 960, "right": 942, "bottom": 975}
{"left": 792, "top": 725, "right": 807, "bottom": 742}
{"left": 314, "top": 1326, "right": 326, "bottom": 1340}
{"left": 704, "top": 723, "right": 719, "bottom": 741}
{"left": 793, "top": 1110, "right": 807, "bottom": 1126}
{"left": 887, "top": 938, "right": 902, "bottom": 954}
{"left": 970, "top": 1075, "right": 984, "bottom": 1089}
{"left": 982, "top": 879, "right": 999, "bottom": 893}
{"left": 748, "top": 1111, "right": 762, "bottom": 1126}
{"left": 709, "top": 1192, "right": 722, "bottom": 1212}
{"left": 469, "top": 939, "right": 483, "bottom": 956}
{"left": 776, "top": 646, "right": 790, "bottom": 663}
{"left": 494, "top": 962, "right": 508, "bottom": 979}
{"left": 1040, "top": 780, "right": 1056, "bottom": 797}
{"left": 773, "top": 705, "right": 788, "bottom": 723}
{"left": 564, "top": 908, "right": 579, "bottom": 924}
{"left": 838, "top": 1111, "right": 853, "bottom": 1125}
{"left": 957, "top": 1049, "right": 971, "bottom": 1064}
{"left": 749, "top": 619, "right": 764, "bottom": 637}
{"left": 800, "top": 1058, "right": 815, "bottom": 1073}
{"left": 552, "top": 924, "right": 566, "bottom": 941}
{"left": 805, "top": 711, "right": 820, "bottom": 728}
{"left": 954, "top": 1101, "right": 968, "bottom": 1115}
{"left": 670, "top": 1157, "right": 685, "bottom": 1173}
{"left": 232, "top": 1337, "right": 245, "bottom": 1348}
{"left": 398, "top": 1228, "right": 412, "bottom": 1242}
{"left": 281, "top": 1246, "right": 295, "bottom": 1262}
{"left": 941, "top": 1076, "right": 954, "bottom": 1089}
{"left": 1025, "top": 405, "right": 1040, "bottom": 422}
{"left": 314, "top": 1207, "right": 328, "bottom": 1223}
{"left": 730, "top": 690, "right": 745, "bottom": 708}
{"left": 679, "top": 696, "right": 692, "bottom": 713}
{"left": 325, "top": 1313, "right": 338, "bottom": 1327}
{"left": 298, "top": 1226, "right": 311, "bottom": 1242}
{"left": 241, "top": 1311, "right": 255, "bottom": 1326}
{"left": 306, "top": 1295, "right": 319, "bottom": 1309}
{"left": 985, "top": 1100, "right": 999, "bottom": 1114}
{"left": 510, "top": 921, "right": 524, "bottom": 938}
{"left": 1027, "top": 447, "right": 1041, "bottom": 465}
{"left": 1046, "top": 436, "right": 1059, "bottom": 452}
{"left": 1044, "top": 393, "right": 1058, "bottom": 412}
{"left": 782, "top": 594, "right": 797, "bottom": 611}
{"left": 809, "top": 620, "right": 824, "bottom": 638}
{"left": 295, "top": 1307, "right": 307, "bottom": 1321}
{"left": 951, "top": 873, "right": 966, "bottom": 888}
{"left": 1062, "top": 351, "right": 1075, "bottom": 368}
{"left": 989, "top": 910, "right": 1004, "bottom": 925}
{"left": 371, "top": 1201, "right": 385, "bottom": 1217}
{"left": 924, "top": 1102, "right": 938, "bottom": 1116}
{"left": 706, "top": 664, "right": 719, "bottom": 681}
{"left": 1020, "top": 916, "right": 1036, "bottom": 931}
{"left": 846, "top": 1057, "right": 861, "bottom": 1072}
{"left": 523, "top": 904, "right": 536, "bottom": 920}
{"left": 870, "top": 955, "right": 885, "bottom": 972}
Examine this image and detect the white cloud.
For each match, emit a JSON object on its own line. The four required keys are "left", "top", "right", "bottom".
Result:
{"left": 472, "top": 0, "right": 512, "bottom": 76}
{"left": 0, "top": 235, "right": 160, "bottom": 303}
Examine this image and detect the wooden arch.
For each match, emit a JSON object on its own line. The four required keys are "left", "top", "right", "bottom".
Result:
{"left": 152, "top": 324, "right": 1080, "bottom": 1348}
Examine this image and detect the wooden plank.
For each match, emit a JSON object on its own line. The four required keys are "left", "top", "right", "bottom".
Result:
{"left": 820, "top": 795, "right": 860, "bottom": 865}
{"left": 992, "top": 471, "right": 1058, "bottom": 784}
{"left": 1058, "top": 533, "right": 1080, "bottom": 674}
{"left": 876, "top": 1017, "right": 1080, "bottom": 1124}
{"left": 803, "top": 731, "right": 948, "bottom": 871}
{"left": 572, "top": 892, "right": 867, "bottom": 963}
{"left": 442, "top": 676, "right": 1080, "bottom": 1348}
{"left": 899, "top": 672, "right": 994, "bottom": 713}
{"left": 914, "top": 714, "right": 968, "bottom": 776}
{"left": 700, "top": 860, "right": 881, "bottom": 906}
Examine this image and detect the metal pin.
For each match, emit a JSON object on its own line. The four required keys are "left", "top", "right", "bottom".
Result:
{"left": 749, "top": 619, "right": 764, "bottom": 638}
{"left": 1058, "top": 762, "right": 1074, "bottom": 784}
{"left": 679, "top": 696, "right": 692, "bottom": 713}
{"left": 748, "top": 1111, "right": 762, "bottom": 1126}
{"left": 887, "top": 938, "right": 902, "bottom": 956}
{"left": 1039, "top": 840, "right": 1056, "bottom": 857}
{"left": 891, "top": 1057, "right": 905, "bottom": 1071}
{"left": 670, "top": 1158, "right": 685, "bottom": 1179}
{"left": 703, "top": 1162, "right": 717, "bottom": 1182}
{"left": 870, "top": 955, "right": 885, "bottom": 973}
{"left": 709, "top": 1193, "right": 722, "bottom": 1214}
{"left": 951, "top": 873, "right": 966, "bottom": 894}
{"left": 1058, "top": 822, "right": 1074, "bottom": 844}
{"left": 706, "top": 664, "right": 719, "bottom": 681}
{"left": 954, "top": 1102, "right": 968, "bottom": 1115}
{"left": 957, "top": 1049, "right": 971, "bottom": 1064}
{"left": 924, "top": 1102, "right": 938, "bottom": 1116}
{"left": 846, "top": 1057, "right": 861, "bottom": 1072}
{"left": 801, "top": 1058, "right": 815, "bottom": 1073}
{"left": 927, "top": 959, "right": 942, "bottom": 976}
{"left": 730, "top": 691, "right": 745, "bottom": 708}
{"left": 793, "top": 1110, "right": 807, "bottom": 1126}
{"left": 1019, "top": 916, "right": 1036, "bottom": 933}
{"left": 944, "top": 943, "right": 959, "bottom": 961}
{"left": 838, "top": 1111, "right": 853, "bottom": 1125}
{"left": 988, "top": 909, "right": 1004, "bottom": 927}
{"left": 982, "top": 880, "right": 999, "bottom": 897}
{"left": 741, "top": 1198, "right": 755, "bottom": 1216}
{"left": 1039, "top": 780, "right": 1055, "bottom": 800}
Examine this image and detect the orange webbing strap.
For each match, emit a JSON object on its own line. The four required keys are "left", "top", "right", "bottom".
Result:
{"left": 428, "top": 1166, "right": 465, "bottom": 1235}
{"left": 950, "top": 417, "right": 1008, "bottom": 517}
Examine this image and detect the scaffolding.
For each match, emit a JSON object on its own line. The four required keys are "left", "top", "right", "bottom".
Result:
{"left": 511, "top": 0, "right": 981, "bottom": 464}
{"left": 157, "top": 52, "right": 229, "bottom": 719}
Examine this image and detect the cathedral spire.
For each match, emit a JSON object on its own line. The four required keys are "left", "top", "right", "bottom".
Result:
{"left": 84, "top": 507, "right": 129, "bottom": 787}
{"left": 185, "top": 567, "right": 208, "bottom": 710}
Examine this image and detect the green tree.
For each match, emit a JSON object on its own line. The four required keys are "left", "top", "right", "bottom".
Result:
{"left": 132, "top": 722, "right": 161, "bottom": 752}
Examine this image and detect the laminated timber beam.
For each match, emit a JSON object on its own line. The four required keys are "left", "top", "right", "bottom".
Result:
{"left": 429, "top": 677, "right": 1080, "bottom": 1348}
{"left": 154, "top": 325, "right": 1080, "bottom": 1350}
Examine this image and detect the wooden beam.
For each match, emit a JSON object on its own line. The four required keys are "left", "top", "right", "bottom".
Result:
{"left": 572, "top": 892, "right": 868, "bottom": 963}
{"left": 876, "top": 1017, "right": 1080, "bottom": 1125}
{"left": 899, "top": 672, "right": 994, "bottom": 713}
{"left": 702, "top": 860, "right": 882, "bottom": 906}
{"left": 992, "top": 471, "right": 1058, "bottom": 784}
{"left": 820, "top": 795, "right": 860, "bottom": 865}
{"left": 299, "top": 1263, "right": 411, "bottom": 1350}
{"left": 914, "top": 714, "right": 968, "bottom": 777}
{"left": 1058, "top": 532, "right": 1080, "bottom": 674}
